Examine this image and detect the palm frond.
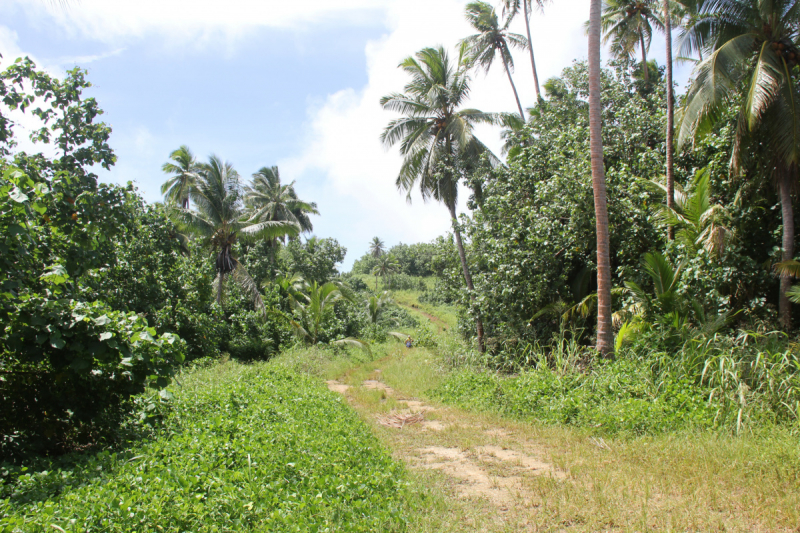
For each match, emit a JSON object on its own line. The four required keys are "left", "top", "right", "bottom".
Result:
{"left": 331, "top": 337, "right": 372, "bottom": 354}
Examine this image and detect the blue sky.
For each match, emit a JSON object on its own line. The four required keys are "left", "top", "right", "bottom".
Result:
{"left": 1, "top": 0, "right": 694, "bottom": 270}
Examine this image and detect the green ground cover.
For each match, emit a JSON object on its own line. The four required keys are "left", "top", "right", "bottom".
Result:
{"left": 0, "top": 361, "right": 406, "bottom": 533}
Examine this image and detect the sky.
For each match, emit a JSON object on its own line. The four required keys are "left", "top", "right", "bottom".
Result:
{"left": 0, "top": 0, "right": 695, "bottom": 270}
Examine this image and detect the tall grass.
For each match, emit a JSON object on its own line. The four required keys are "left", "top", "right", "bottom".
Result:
{"left": 643, "top": 330, "right": 800, "bottom": 432}
{"left": 432, "top": 326, "right": 800, "bottom": 435}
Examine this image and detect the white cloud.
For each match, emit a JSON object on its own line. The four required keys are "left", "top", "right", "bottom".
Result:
{"left": 6, "top": 0, "right": 384, "bottom": 48}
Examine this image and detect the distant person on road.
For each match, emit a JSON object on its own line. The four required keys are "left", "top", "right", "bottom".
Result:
{"left": 405, "top": 336, "right": 413, "bottom": 348}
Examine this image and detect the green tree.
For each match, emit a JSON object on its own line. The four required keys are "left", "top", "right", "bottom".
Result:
{"left": 172, "top": 156, "right": 300, "bottom": 308}
{"left": 369, "top": 236, "right": 386, "bottom": 258}
{"left": 371, "top": 254, "right": 400, "bottom": 290}
{"left": 380, "top": 44, "right": 508, "bottom": 352}
{"left": 590, "top": 0, "right": 615, "bottom": 355}
{"left": 287, "top": 280, "right": 359, "bottom": 345}
{"left": 244, "top": 165, "right": 318, "bottom": 239}
{"left": 462, "top": 60, "right": 664, "bottom": 350}
{"left": 0, "top": 58, "right": 186, "bottom": 456}
{"left": 161, "top": 145, "right": 198, "bottom": 208}
{"left": 501, "top": 0, "right": 552, "bottom": 99}
{"left": 675, "top": 0, "right": 711, "bottom": 61}
{"left": 598, "top": 0, "right": 664, "bottom": 83}
{"left": 277, "top": 236, "right": 346, "bottom": 285}
{"left": 461, "top": 1, "right": 529, "bottom": 118}
{"left": 677, "top": 0, "right": 800, "bottom": 329}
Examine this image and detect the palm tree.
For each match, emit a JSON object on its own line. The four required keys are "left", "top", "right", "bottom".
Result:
{"left": 598, "top": 0, "right": 664, "bottom": 83}
{"left": 501, "top": 0, "right": 551, "bottom": 100}
{"left": 371, "top": 254, "right": 400, "bottom": 290}
{"left": 677, "top": 0, "right": 800, "bottom": 329}
{"left": 161, "top": 145, "right": 199, "bottom": 208}
{"left": 675, "top": 0, "right": 710, "bottom": 62}
{"left": 287, "top": 280, "right": 363, "bottom": 346}
{"left": 171, "top": 155, "right": 300, "bottom": 309}
{"left": 288, "top": 280, "right": 343, "bottom": 344}
{"left": 663, "top": 0, "right": 676, "bottom": 240}
{"left": 461, "top": 1, "right": 529, "bottom": 119}
{"left": 648, "top": 168, "right": 735, "bottom": 257}
{"left": 380, "top": 44, "right": 509, "bottom": 352}
{"left": 589, "top": 0, "right": 615, "bottom": 356}
{"left": 369, "top": 237, "right": 386, "bottom": 258}
{"left": 366, "top": 291, "right": 395, "bottom": 324}
{"left": 244, "top": 166, "right": 318, "bottom": 241}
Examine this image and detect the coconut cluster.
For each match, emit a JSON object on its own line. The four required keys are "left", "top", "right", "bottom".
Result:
{"left": 771, "top": 40, "right": 800, "bottom": 67}
{"left": 625, "top": 2, "right": 651, "bottom": 17}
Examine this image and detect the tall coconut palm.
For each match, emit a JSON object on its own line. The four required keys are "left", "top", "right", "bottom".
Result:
{"left": 369, "top": 237, "right": 386, "bottom": 258}
{"left": 244, "top": 166, "right": 318, "bottom": 239}
{"left": 161, "top": 145, "right": 199, "bottom": 208}
{"left": 501, "top": 0, "right": 552, "bottom": 100}
{"left": 461, "top": 1, "right": 529, "bottom": 119}
{"left": 664, "top": 0, "right": 676, "bottom": 239}
{"left": 598, "top": 0, "right": 664, "bottom": 83}
{"left": 589, "top": 0, "right": 615, "bottom": 356}
{"left": 380, "top": 44, "right": 509, "bottom": 352}
{"left": 677, "top": 0, "right": 800, "bottom": 329}
{"left": 172, "top": 155, "right": 301, "bottom": 309}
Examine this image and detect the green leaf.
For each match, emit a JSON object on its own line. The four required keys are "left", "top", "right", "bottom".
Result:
{"left": 98, "top": 332, "right": 113, "bottom": 341}
{"left": 8, "top": 224, "right": 25, "bottom": 236}
{"left": 93, "top": 315, "right": 111, "bottom": 326}
{"left": 50, "top": 332, "right": 66, "bottom": 349}
{"left": 8, "top": 186, "right": 29, "bottom": 203}
{"left": 40, "top": 265, "right": 69, "bottom": 285}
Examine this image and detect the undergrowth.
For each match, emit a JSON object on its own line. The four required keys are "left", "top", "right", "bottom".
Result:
{"left": 432, "top": 328, "right": 800, "bottom": 436}
{"left": 0, "top": 361, "right": 406, "bottom": 532}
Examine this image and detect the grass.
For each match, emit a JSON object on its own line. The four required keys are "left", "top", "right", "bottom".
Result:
{"left": 5, "top": 284, "right": 798, "bottom": 532}
{"left": 0, "top": 361, "right": 406, "bottom": 533}
{"left": 392, "top": 290, "right": 458, "bottom": 331}
{"left": 329, "top": 341, "right": 800, "bottom": 532}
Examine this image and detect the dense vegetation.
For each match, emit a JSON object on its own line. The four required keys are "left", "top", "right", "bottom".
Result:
{"left": 0, "top": 362, "right": 406, "bottom": 532}
{"left": 3, "top": 0, "right": 800, "bottom": 530}
{"left": 0, "top": 58, "right": 415, "bottom": 460}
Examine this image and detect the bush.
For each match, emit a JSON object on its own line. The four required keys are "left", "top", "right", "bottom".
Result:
{"left": 0, "top": 363, "right": 407, "bottom": 532}
{"left": 0, "top": 61, "right": 190, "bottom": 458}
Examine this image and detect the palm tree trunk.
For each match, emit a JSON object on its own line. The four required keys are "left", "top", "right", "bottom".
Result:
{"left": 523, "top": 1, "right": 541, "bottom": 100}
{"left": 640, "top": 32, "right": 650, "bottom": 83}
{"left": 216, "top": 272, "right": 225, "bottom": 306}
{"left": 501, "top": 49, "right": 526, "bottom": 120}
{"left": 664, "top": 0, "right": 675, "bottom": 241}
{"left": 589, "top": 0, "right": 614, "bottom": 357}
{"left": 448, "top": 202, "right": 486, "bottom": 353}
{"left": 779, "top": 167, "right": 794, "bottom": 330}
